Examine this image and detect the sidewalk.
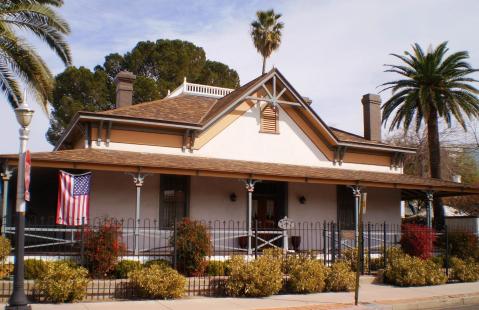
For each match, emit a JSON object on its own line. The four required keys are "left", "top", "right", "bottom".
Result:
{"left": 10, "top": 277, "right": 479, "bottom": 310}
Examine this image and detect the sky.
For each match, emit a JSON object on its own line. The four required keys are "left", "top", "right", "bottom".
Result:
{"left": 1, "top": 0, "right": 479, "bottom": 153}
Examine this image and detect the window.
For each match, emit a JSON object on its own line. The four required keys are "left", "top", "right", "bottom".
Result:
{"left": 159, "top": 175, "right": 189, "bottom": 227}
{"left": 337, "top": 185, "right": 355, "bottom": 230}
{"left": 260, "top": 104, "right": 279, "bottom": 133}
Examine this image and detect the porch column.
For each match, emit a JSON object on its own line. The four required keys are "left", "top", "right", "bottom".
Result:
{"left": 244, "top": 179, "right": 259, "bottom": 255}
{"left": 1, "top": 168, "right": 13, "bottom": 236}
{"left": 425, "top": 191, "right": 434, "bottom": 228}
{"left": 351, "top": 185, "right": 361, "bottom": 247}
{"left": 127, "top": 172, "right": 148, "bottom": 255}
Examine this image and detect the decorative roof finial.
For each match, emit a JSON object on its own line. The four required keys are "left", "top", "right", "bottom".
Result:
{"left": 183, "top": 77, "right": 187, "bottom": 83}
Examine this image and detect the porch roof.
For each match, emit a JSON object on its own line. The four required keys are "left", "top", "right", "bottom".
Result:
{"left": 1, "top": 148, "right": 477, "bottom": 199}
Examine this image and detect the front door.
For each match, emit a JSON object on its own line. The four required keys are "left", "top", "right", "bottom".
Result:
{"left": 252, "top": 181, "right": 287, "bottom": 228}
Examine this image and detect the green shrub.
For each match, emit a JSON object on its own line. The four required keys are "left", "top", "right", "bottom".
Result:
{"left": 286, "top": 255, "right": 327, "bottom": 293}
{"left": 0, "top": 264, "right": 13, "bottom": 279}
{"left": 144, "top": 259, "right": 171, "bottom": 269}
{"left": 437, "top": 232, "right": 479, "bottom": 260}
{"left": 24, "top": 259, "right": 49, "bottom": 280}
{"left": 383, "top": 249, "right": 447, "bottom": 286}
{"left": 84, "top": 219, "right": 125, "bottom": 278}
{"left": 325, "top": 261, "right": 355, "bottom": 292}
{"left": 0, "top": 236, "right": 11, "bottom": 261}
{"left": 171, "top": 219, "right": 211, "bottom": 276}
{"left": 226, "top": 251, "right": 283, "bottom": 297}
{"left": 340, "top": 248, "right": 369, "bottom": 272}
{"left": 114, "top": 260, "right": 142, "bottom": 279}
{"left": 206, "top": 260, "right": 230, "bottom": 276}
{"left": 449, "top": 257, "right": 479, "bottom": 282}
{"left": 34, "top": 261, "right": 89, "bottom": 303}
{"left": 129, "top": 264, "right": 186, "bottom": 299}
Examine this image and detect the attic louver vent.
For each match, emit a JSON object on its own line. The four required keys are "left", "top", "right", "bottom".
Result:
{"left": 260, "top": 104, "right": 279, "bottom": 133}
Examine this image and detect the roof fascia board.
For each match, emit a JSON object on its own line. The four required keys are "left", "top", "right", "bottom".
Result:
{"left": 4, "top": 155, "right": 478, "bottom": 194}
{"left": 79, "top": 113, "right": 201, "bottom": 129}
{"left": 54, "top": 113, "right": 82, "bottom": 151}
{"left": 338, "top": 142, "right": 416, "bottom": 153}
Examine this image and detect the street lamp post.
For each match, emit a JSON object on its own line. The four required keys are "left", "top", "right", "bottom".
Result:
{"left": 6, "top": 102, "right": 33, "bottom": 310}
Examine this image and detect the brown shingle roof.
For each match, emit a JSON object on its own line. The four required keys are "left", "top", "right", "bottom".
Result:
{"left": 1, "top": 149, "right": 476, "bottom": 197}
{"left": 100, "top": 94, "right": 217, "bottom": 125}
{"left": 330, "top": 127, "right": 410, "bottom": 149}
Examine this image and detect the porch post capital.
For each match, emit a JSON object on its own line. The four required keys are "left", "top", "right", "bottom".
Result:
{"left": 1, "top": 167, "right": 13, "bottom": 181}
{"left": 126, "top": 172, "right": 150, "bottom": 187}
{"left": 425, "top": 190, "right": 434, "bottom": 201}
{"left": 244, "top": 179, "right": 260, "bottom": 192}
{"left": 349, "top": 185, "right": 362, "bottom": 197}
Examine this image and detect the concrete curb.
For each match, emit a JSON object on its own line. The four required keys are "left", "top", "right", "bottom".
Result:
{"left": 378, "top": 293, "right": 479, "bottom": 310}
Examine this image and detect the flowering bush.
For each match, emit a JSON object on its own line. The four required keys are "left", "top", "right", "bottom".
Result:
{"left": 171, "top": 219, "right": 211, "bottom": 276}
{"left": 34, "top": 261, "right": 89, "bottom": 303}
{"left": 400, "top": 224, "right": 436, "bottom": 259}
{"left": 84, "top": 219, "right": 125, "bottom": 278}
{"left": 129, "top": 264, "right": 186, "bottom": 299}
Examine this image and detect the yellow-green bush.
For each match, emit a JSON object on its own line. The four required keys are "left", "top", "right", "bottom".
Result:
{"left": 206, "top": 260, "right": 230, "bottom": 276}
{"left": 24, "top": 259, "right": 49, "bottom": 280}
{"left": 383, "top": 249, "right": 447, "bottom": 286}
{"left": 325, "top": 261, "right": 355, "bottom": 292}
{"left": 34, "top": 261, "right": 89, "bottom": 303}
{"left": 0, "top": 263, "right": 13, "bottom": 279}
{"left": 286, "top": 255, "right": 327, "bottom": 293}
{"left": 340, "top": 248, "right": 369, "bottom": 272}
{"left": 114, "top": 260, "right": 142, "bottom": 279}
{"left": 0, "top": 236, "right": 11, "bottom": 261}
{"left": 449, "top": 257, "right": 479, "bottom": 282}
{"left": 129, "top": 264, "right": 186, "bottom": 299}
{"left": 226, "top": 251, "right": 283, "bottom": 297}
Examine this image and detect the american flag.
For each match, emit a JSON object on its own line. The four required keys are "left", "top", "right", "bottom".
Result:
{"left": 56, "top": 171, "right": 91, "bottom": 226}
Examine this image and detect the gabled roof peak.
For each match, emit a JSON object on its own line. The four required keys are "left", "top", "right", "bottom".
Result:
{"left": 167, "top": 77, "right": 234, "bottom": 99}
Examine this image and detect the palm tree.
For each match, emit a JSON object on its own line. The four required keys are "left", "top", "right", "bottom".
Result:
{"left": 0, "top": 0, "right": 71, "bottom": 111}
{"left": 250, "top": 9, "right": 284, "bottom": 74}
{"left": 380, "top": 42, "right": 479, "bottom": 229}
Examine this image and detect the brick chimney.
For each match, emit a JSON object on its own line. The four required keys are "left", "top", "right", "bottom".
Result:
{"left": 361, "top": 93, "right": 382, "bottom": 141}
{"left": 114, "top": 71, "right": 136, "bottom": 108}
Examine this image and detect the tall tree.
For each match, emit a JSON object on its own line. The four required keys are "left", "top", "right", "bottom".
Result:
{"left": 0, "top": 0, "right": 71, "bottom": 110}
{"left": 250, "top": 9, "right": 284, "bottom": 74}
{"left": 380, "top": 42, "right": 479, "bottom": 229}
{"left": 47, "top": 39, "right": 240, "bottom": 145}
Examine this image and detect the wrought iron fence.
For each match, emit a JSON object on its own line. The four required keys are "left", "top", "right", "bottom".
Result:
{"left": 0, "top": 216, "right": 476, "bottom": 301}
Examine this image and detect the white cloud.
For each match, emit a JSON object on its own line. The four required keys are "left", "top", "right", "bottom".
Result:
{"left": 1, "top": 0, "right": 479, "bottom": 153}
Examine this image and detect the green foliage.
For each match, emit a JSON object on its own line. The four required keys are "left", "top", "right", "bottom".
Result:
{"left": 171, "top": 219, "right": 211, "bottom": 276}
{"left": 47, "top": 66, "right": 114, "bottom": 145}
{"left": 48, "top": 39, "right": 240, "bottom": 146}
{"left": 0, "top": 236, "right": 11, "bottom": 261}
{"left": 449, "top": 257, "right": 479, "bottom": 282}
{"left": 340, "top": 248, "right": 369, "bottom": 272}
{"left": 114, "top": 260, "right": 142, "bottom": 279}
{"left": 286, "top": 254, "right": 327, "bottom": 293}
{"left": 0, "top": 264, "right": 13, "bottom": 280}
{"left": 226, "top": 252, "right": 283, "bottom": 297}
{"left": 128, "top": 264, "right": 186, "bottom": 299}
{"left": 0, "top": 0, "right": 71, "bottom": 110}
{"left": 250, "top": 9, "right": 284, "bottom": 73}
{"left": 325, "top": 261, "right": 355, "bottom": 292}
{"left": 24, "top": 259, "right": 49, "bottom": 280}
{"left": 143, "top": 259, "right": 171, "bottom": 269}
{"left": 205, "top": 260, "right": 230, "bottom": 276}
{"left": 84, "top": 219, "right": 125, "bottom": 278}
{"left": 34, "top": 261, "right": 89, "bottom": 303}
{"left": 383, "top": 249, "right": 447, "bottom": 286}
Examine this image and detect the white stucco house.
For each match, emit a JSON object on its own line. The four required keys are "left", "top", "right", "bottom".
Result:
{"left": 1, "top": 68, "right": 477, "bottom": 254}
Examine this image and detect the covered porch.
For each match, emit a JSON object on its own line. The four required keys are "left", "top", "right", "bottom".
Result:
{"left": 0, "top": 148, "right": 477, "bottom": 258}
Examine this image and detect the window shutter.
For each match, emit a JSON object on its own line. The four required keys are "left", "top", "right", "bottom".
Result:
{"left": 261, "top": 105, "right": 279, "bottom": 133}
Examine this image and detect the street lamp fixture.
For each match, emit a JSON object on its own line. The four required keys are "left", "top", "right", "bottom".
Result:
{"left": 6, "top": 101, "right": 33, "bottom": 310}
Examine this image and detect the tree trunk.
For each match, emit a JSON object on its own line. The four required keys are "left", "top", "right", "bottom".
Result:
{"left": 427, "top": 108, "right": 445, "bottom": 230}
{"left": 262, "top": 56, "right": 266, "bottom": 74}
